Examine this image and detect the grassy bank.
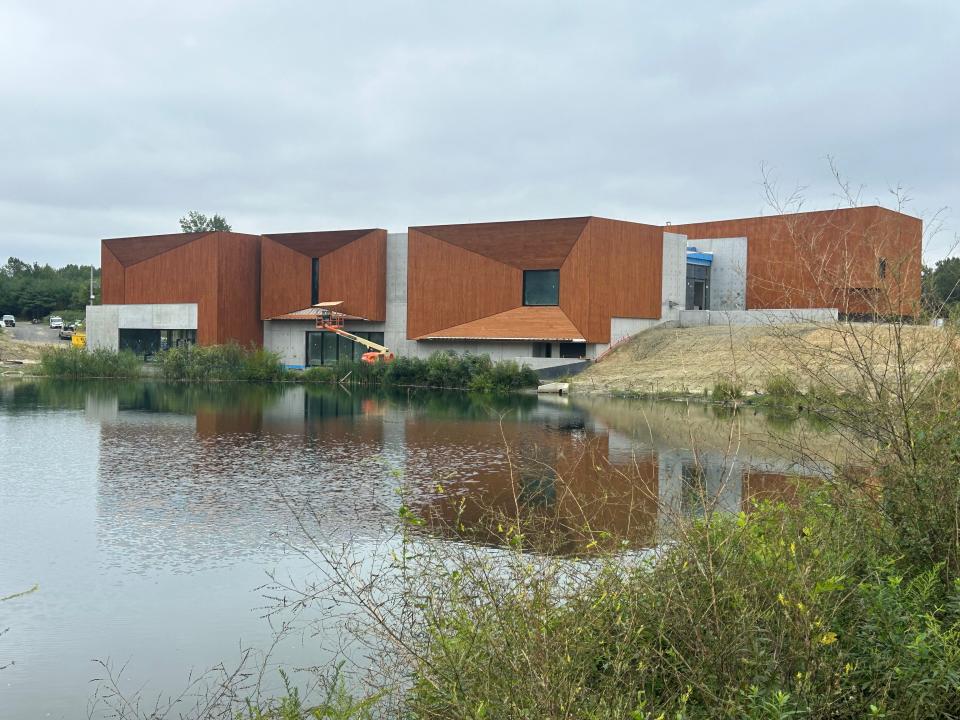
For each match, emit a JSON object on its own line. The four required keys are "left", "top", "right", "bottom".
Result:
{"left": 573, "top": 322, "right": 951, "bottom": 397}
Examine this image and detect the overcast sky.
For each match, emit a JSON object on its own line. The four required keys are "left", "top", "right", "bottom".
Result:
{"left": 1, "top": 0, "right": 957, "bottom": 266}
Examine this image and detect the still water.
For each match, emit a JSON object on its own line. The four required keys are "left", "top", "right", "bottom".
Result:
{"left": 0, "top": 381, "right": 840, "bottom": 718}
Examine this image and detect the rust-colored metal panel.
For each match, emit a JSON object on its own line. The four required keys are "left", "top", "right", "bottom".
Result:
{"left": 415, "top": 306, "right": 584, "bottom": 340}
{"left": 412, "top": 217, "right": 590, "bottom": 270}
{"left": 670, "top": 206, "right": 921, "bottom": 314}
{"left": 103, "top": 232, "right": 210, "bottom": 267}
{"left": 216, "top": 232, "right": 263, "bottom": 346}
{"left": 406, "top": 229, "right": 522, "bottom": 340}
{"left": 318, "top": 230, "right": 386, "bottom": 321}
{"left": 260, "top": 229, "right": 387, "bottom": 321}
{"left": 260, "top": 235, "right": 313, "bottom": 320}
{"left": 560, "top": 218, "right": 663, "bottom": 342}
{"left": 122, "top": 234, "right": 219, "bottom": 343}
{"left": 263, "top": 229, "right": 376, "bottom": 257}
{"left": 100, "top": 244, "right": 125, "bottom": 304}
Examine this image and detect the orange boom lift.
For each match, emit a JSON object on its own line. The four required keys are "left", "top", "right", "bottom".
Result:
{"left": 313, "top": 301, "right": 395, "bottom": 364}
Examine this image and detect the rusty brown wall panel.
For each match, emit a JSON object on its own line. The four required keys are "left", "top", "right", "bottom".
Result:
{"left": 318, "top": 230, "right": 386, "bottom": 321}
{"left": 260, "top": 229, "right": 386, "bottom": 321}
{"left": 122, "top": 236, "right": 219, "bottom": 343}
{"left": 406, "top": 230, "right": 522, "bottom": 339}
{"left": 670, "top": 206, "right": 921, "bottom": 314}
{"left": 263, "top": 229, "right": 375, "bottom": 257}
{"left": 216, "top": 233, "right": 263, "bottom": 346}
{"left": 260, "top": 235, "right": 313, "bottom": 320}
{"left": 101, "top": 244, "right": 125, "bottom": 304}
{"left": 560, "top": 218, "right": 663, "bottom": 342}
{"left": 412, "top": 217, "right": 590, "bottom": 269}
{"left": 103, "top": 232, "right": 210, "bottom": 266}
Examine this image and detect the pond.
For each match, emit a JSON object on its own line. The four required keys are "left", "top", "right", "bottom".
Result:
{"left": 0, "top": 380, "right": 844, "bottom": 718}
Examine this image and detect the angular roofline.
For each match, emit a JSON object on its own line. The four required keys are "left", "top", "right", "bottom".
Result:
{"left": 668, "top": 204, "right": 921, "bottom": 227}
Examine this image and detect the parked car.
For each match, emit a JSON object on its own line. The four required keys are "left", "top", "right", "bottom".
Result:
{"left": 2, "top": 314, "right": 15, "bottom": 327}
{"left": 59, "top": 324, "right": 75, "bottom": 340}
{"left": 49, "top": 316, "right": 63, "bottom": 329}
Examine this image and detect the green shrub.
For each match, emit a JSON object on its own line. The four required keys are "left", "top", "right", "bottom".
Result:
{"left": 712, "top": 377, "right": 743, "bottom": 402}
{"left": 157, "top": 343, "right": 284, "bottom": 383}
{"left": 328, "top": 351, "right": 538, "bottom": 393}
{"left": 239, "top": 668, "right": 380, "bottom": 720}
{"left": 298, "top": 366, "right": 336, "bottom": 383}
{"left": 763, "top": 373, "right": 800, "bottom": 401}
{"left": 469, "top": 358, "right": 540, "bottom": 393}
{"left": 398, "top": 490, "right": 960, "bottom": 719}
{"left": 39, "top": 346, "right": 141, "bottom": 378}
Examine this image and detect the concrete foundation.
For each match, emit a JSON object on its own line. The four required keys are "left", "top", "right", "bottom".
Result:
{"left": 678, "top": 308, "right": 839, "bottom": 328}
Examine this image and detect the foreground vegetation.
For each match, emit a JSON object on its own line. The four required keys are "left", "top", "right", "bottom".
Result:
{"left": 248, "top": 338, "right": 960, "bottom": 719}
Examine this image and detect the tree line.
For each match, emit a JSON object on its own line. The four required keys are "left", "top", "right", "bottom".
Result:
{"left": 923, "top": 257, "right": 960, "bottom": 312}
{"left": 0, "top": 258, "right": 100, "bottom": 320}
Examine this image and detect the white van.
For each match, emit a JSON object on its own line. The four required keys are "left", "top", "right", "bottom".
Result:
{"left": 49, "top": 316, "right": 63, "bottom": 329}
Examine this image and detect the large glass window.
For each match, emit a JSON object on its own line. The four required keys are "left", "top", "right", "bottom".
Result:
{"left": 119, "top": 329, "right": 195, "bottom": 359}
{"left": 311, "top": 258, "right": 320, "bottom": 305}
{"left": 307, "top": 331, "right": 386, "bottom": 366}
{"left": 523, "top": 270, "right": 560, "bottom": 306}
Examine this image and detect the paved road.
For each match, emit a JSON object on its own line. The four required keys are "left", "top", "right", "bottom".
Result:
{"left": 5, "top": 322, "right": 62, "bottom": 344}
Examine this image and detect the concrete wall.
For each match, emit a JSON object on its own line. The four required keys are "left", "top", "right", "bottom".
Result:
{"left": 86, "top": 303, "right": 198, "bottom": 350}
{"left": 678, "top": 307, "right": 839, "bottom": 328}
{"left": 662, "top": 232, "right": 688, "bottom": 318}
{"left": 264, "top": 319, "right": 387, "bottom": 368}
{"left": 685, "top": 236, "right": 748, "bottom": 311}
{"left": 385, "top": 232, "right": 418, "bottom": 358}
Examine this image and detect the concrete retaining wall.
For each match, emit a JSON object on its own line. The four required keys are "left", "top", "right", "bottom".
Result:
{"left": 678, "top": 308, "right": 839, "bottom": 328}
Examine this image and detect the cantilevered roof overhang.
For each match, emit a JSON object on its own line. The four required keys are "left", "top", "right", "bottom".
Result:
{"left": 415, "top": 306, "right": 585, "bottom": 342}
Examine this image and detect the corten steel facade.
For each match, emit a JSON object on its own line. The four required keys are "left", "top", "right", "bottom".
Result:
{"left": 92, "top": 205, "right": 922, "bottom": 366}
{"left": 407, "top": 217, "right": 664, "bottom": 344}
{"left": 668, "top": 206, "right": 922, "bottom": 316}
{"left": 101, "top": 231, "right": 262, "bottom": 345}
{"left": 260, "top": 229, "right": 386, "bottom": 321}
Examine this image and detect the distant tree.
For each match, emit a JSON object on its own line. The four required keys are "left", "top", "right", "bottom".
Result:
{"left": 0, "top": 257, "right": 99, "bottom": 319}
{"left": 924, "top": 257, "right": 960, "bottom": 313}
{"left": 178, "top": 211, "right": 232, "bottom": 233}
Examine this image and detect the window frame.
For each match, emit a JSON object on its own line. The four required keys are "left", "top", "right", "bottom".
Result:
{"left": 522, "top": 269, "right": 560, "bottom": 307}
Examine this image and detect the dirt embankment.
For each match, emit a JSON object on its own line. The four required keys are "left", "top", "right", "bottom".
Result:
{"left": 0, "top": 329, "right": 48, "bottom": 364}
{"left": 572, "top": 322, "right": 952, "bottom": 396}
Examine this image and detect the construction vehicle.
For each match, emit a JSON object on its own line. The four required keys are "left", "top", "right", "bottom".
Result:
{"left": 313, "top": 301, "right": 395, "bottom": 364}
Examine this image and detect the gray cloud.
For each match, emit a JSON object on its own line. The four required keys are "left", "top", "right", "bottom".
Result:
{"left": 0, "top": 0, "right": 957, "bottom": 265}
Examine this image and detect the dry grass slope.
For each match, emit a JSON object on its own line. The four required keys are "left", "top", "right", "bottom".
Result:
{"left": 572, "top": 322, "right": 949, "bottom": 396}
{"left": 0, "top": 329, "right": 46, "bottom": 364}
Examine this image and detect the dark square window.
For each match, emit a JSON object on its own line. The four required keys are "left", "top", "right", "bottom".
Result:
{"left": 878, "top": 257, "right": 887, "bottom": 279}
{"left": 523, "top": 270, "right": 559, "bottom": 306}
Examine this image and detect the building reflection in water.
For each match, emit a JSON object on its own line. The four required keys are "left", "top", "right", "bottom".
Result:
{"left": 83, "top": 382, "right": 829, "bottom": 565}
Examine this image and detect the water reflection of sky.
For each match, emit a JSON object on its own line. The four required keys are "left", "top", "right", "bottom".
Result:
{"left": 0, "top": 380, "right": 841, "bottom": 718}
